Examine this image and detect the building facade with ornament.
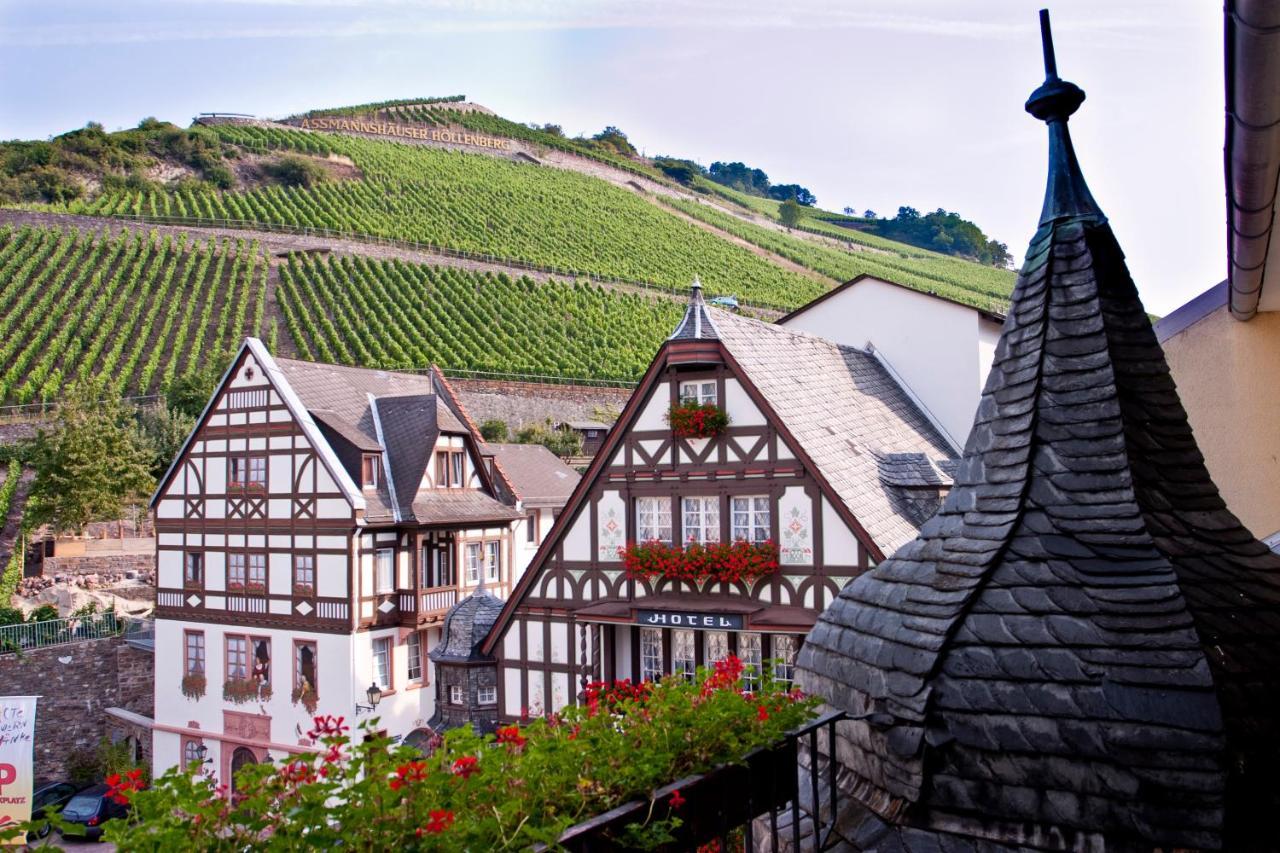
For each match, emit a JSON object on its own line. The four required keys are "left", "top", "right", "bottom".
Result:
{"left": 480, "top": 285, "right": 960, "bottom": 719}
{"left": 147, "top": 339, "right": 576, "bottom": 786}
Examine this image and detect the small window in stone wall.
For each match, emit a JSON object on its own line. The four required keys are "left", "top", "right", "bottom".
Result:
{"left": 449, "top": 684, "right": 464, "bottom": 705}
{"left": 478, "top": 686, "right": 496, "bottom": 705}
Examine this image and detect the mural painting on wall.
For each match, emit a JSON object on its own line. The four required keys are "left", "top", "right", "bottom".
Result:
{"left": 779, "top": 489, "right": 813, "bottom": 565}
{"left": 597, "top": 493, "right": 625, "bottom": 561}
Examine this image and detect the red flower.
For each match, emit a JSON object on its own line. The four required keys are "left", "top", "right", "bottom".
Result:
{"left": 390, "top": 760, "right": 430, "bottom": 790}
{"left": 669, "top": 788, "right": 686, "bottom": 809}
{"left": 496, "top": 725, "right": 527, "bottom": 751}
{"left": 423, "top": 809, "right": 455, "bottom": 834}
{"left": 568, "top": 724, "right": 581, "bottom": 741}
{"left": 105, "top": 769, "right": 145, "bottom": 805}
{"left": 451, "top": 755, "right": 479, "bottom": 779}
{"left": 307, "top": 715, "right": 349, "bottom": 740}
{"left": 757, "top": 705, "right": 770, "bottom": 722}
{"left": 323, "top": 744, "right": 345, "bottom": 764}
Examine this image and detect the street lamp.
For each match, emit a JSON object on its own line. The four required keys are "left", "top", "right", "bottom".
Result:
{"left": 355, "top": 682, "right": 383, "bottom": 715}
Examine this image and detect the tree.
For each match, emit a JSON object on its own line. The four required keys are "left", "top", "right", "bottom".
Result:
{"left": 165, "top": 367, "right": 220, "bottom": 419}
{"left": 589, "top": 127, "right": 637, "bottom": 158}
{"left": 843, "top": 206, "right": 856, "bottom": 216}
{"left": 514, "top": 421, "right": 582, "bottom": 458}
{"left": 136, "top": 403, "right": 197, "bottom": 479}
{"left": 778, "top": 198, "right": 803, "bottom": 228}
{"left": 24, "top": 386, "right": 156, "bottom": 536}
{"left": 479, "top": 419, "right": 509, "bottom": 442}
{"left": 864, "top": 209, "right": 877, "bottom": 219}
{"left": 767, "top": 184, "right": 816, "bottom": 206}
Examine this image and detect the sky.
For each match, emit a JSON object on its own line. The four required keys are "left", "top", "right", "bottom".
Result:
{"left": 0, "top": 0, "right": 1223, "bottom": 315}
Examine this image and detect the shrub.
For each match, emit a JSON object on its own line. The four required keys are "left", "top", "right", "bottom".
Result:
{"left": 264, "top": 155, "right": 328, "bottom": 189}
{"left": 479, "top": 419, "right": 508, "bottom": 442}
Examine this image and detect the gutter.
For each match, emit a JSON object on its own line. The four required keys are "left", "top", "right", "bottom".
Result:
{"left": 1225, "top": 0, "right": 1280, "bottom": 320}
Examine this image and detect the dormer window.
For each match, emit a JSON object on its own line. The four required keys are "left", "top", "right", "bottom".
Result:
{"left": 362, "top": 455, "right": 380, "bottom": 490}
{"left": 435, "top": 449, "right": 466, "bottom": 487}
{"left": 679, "top": 380, "right": 717, "bottom": 405}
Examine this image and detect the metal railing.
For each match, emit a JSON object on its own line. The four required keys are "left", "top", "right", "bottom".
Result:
{"left": 0, "top": 611, "right": 124, "bottom": 652}
{"left": 0, "top": 394, "right": 163, "bottom": 424}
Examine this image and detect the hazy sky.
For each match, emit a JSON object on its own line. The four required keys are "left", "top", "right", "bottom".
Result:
{"left": 0, "top": 0, "right": 1222, "bottom": 314}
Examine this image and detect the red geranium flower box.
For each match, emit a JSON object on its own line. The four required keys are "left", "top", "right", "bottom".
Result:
{"left": 619, "top": 539, "right": 780, "bottom": 585}
{"left": 666, "top": 401, "right": 729, "bottom": 439}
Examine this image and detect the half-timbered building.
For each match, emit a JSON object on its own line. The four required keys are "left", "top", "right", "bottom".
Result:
{"left": 147, "top": 339, "right": 573, "bottom": 785}
{"left": 480, "top": 284, "right": 959, "bottom": 719}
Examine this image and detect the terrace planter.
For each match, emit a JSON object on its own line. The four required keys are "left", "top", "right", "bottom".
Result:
{"left": 555, "top": 737, "right": 798, "bottom": 852}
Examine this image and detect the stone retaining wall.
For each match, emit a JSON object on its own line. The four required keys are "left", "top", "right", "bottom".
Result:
{"left": 42, "top": 552, "right": 155, "bottom": 577}
{"left": 0, "top": 636, "right": 154, "bottom": 784}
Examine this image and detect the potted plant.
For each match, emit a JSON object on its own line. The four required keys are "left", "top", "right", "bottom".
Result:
{"left": 291, "top": 681, "right": 319, "bottom": 715}
{"left": 223, "top": 677, "right": 271, "bottom": 704}
{"left": 666, "top": 400, "right": 729, "bottom": 439}
{"left": 180, "top": 671, "right": 206, "bottom": 701}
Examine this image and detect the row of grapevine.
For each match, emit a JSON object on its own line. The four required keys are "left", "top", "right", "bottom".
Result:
{"left": 0, "top": 460, "right": 23, "bottom": 602}
{"left": 0, "top": 224, "right": 267, "bottom": 404}
{"left": 67, "top": 124, "right": 832, "bottom": 309}
{"left": 277, "top": 252, "right": 683, "bottom": 381}
{"left": 661, "top": 197, "right": 1014, "bottom": 311}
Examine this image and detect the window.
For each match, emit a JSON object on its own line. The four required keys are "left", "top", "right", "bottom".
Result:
{"left": 672, "top": 630, "right": 696, "bottom": 681}
{"left": 526, "top": 511, "right": 538, "bottom": 543}
{"left": 435, "top": 451, "right": 449, "bottom": 487}
{"left": 227, "top": 553, "right": 246, "bottom": 590}
{"left": 485, "top": 541, "right": 500, "bottom": 582}
{"left": 705, "top": 631, "right": 729, "bottom": 665}
{"left": 248, "top": 554, "right": 267, "bottom": 592}
{"left": 362, "top": 455, "right": 380, "bottom": 489}
{"left": 182, "top": 740, "right": 204, "bottom": 770}
{"left": 229, "top": 457, "right": 244, "bottom": 487}
{"left": 682, "top": 496, "right": 720, "bottom": 544}
{"left": 295, "top": 641, "right": 317, "bottom": 694}
{"left": 451, "top": 452, "right": 464, "bottom": 487}
{"left": 226, "top": 636, "right": 249, "bottom": 680}
{"left": 248, "top": 457, "right": 266, "bottom": 487}
{"left": 229, "top": 457, "right": 266, "bottom": 488}
{"left": 251, "top": 638, "right": 272, "bottom": 686}
{"left": 739, "top": 633, "right": 762, "bottom": 692}
{"left": 407, "top": 632, "right": 423, "bottom": 682}
{"left": 439, "top": 545, "right": 455, "bottom": 586}
{"left": 773, "top": 635, "right": 798, "bottom": 685}
{"left": 679, "top": 380, "right": 717, "bottom": 405}
{"left": 184, "top": 631, "right": 205, "bottom": 675}
{"left": 376, "top": 548, "right": 394, "bottom": 594}
{"left": 449, "top": 684, "right": 464, "bottom": 705}
{"left": 372, "top": 637, "right": 391, "bottom": 690}
{"left": 640, "top": 628, "right": 663, "bottom": 683}
{"left": 465, "top": 543, "right": 481, "bottom": 583}
{"left": 184, "top": 552, "right": 203, "bottom": 587}
{"left": 478, "top": 685, "right": 497, "bottom": 705}
{"left": 732, "top": 496, "right": 771, "bottom": 544}
{"left": 636, "top": 497, "right": 672, "bottom": 543}
{"left": 294, "top": 555, "right": 315, "bottom": 595}
{"left": 423, "top": 544, "right": 454, "bottom": 587}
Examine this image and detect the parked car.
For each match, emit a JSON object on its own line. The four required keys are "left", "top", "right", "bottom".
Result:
{"left": 57, "top": 783, "right": 129, "bottom": 841}
{"left": 27, "top": 781, "right": 88, "bottom": 839}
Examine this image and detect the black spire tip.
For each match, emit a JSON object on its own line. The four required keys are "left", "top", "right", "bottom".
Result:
{"left": 1025, "top": 8, "right": 1103, "bottom": 225}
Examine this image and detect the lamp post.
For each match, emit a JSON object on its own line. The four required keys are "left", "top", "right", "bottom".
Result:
{"left": 355, "top": 682, "right": 383, "bottom": 716}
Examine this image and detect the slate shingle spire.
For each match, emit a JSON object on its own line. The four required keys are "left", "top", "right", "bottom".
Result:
{"left": 795, "top": 11, "right": 1280, "bottom": 851}
{"left": 668, "top": 276, "right": 719, "bottom": 340}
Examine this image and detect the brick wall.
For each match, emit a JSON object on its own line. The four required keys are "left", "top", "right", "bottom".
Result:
{"left": 0, "top": 636, "right": 154, "bottom": 784}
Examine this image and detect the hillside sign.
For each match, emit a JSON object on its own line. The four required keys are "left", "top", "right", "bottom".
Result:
{"left": 295, "top": 117, "right": 512, "bottom": 151}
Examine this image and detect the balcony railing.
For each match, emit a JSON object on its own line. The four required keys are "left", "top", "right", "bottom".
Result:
{"left": 399, "top": 586, "right": 458, "bottom": 622}
{"left": 0, "top": 611, "right": 125, "bottom": 652}
{"left": 554, "top": 710, "right": 848, "bottom": 852}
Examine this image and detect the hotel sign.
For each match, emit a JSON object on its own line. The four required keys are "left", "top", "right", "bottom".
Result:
{"left": 296, "top": 117, "right": 512, "bottom": 151}
{"left": 636, "top": 610, "right": 744, "bottom": 630}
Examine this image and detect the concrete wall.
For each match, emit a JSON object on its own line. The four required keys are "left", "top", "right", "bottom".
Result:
{"left": 1161, "top": 307, "right": 1280, "bottom": 539}
{"left": 0, "top": 636, "right": 153, "bottom": 784}
{"left": 778, "top": 278, "right": 998, "bottom": 448}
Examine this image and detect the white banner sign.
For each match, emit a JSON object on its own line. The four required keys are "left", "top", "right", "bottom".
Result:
{"left": 0, "top": 696, "right": 37, "bottom": 845}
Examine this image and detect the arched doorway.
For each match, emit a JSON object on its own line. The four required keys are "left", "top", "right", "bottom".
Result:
{"left": 403, "top": 727, "right": 437, "bottom": 756}
{"left": 229, "top": 747, "right": 258, "bottom": 795}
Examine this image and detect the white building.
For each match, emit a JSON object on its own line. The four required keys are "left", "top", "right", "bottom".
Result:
{"left": 777, "top": 273, "right": 1004, "bottom": 449}
{"left": 148, "top": 339, "right": 576, "bottom": 786}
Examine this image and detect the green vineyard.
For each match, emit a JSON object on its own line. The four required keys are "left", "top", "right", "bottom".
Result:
{"left": 0, "top": 224, "right": 268, "bottom": 405}
{"left": 661, "top": 197, "right": 1014, "bottom": 311}
{"left": 66, "top": 124, "right": 831, "bottom": 310}
{"left": 277, "top": 252, "right": 682, "bottom": 380}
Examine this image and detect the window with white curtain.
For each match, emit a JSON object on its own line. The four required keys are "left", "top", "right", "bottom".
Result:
{"left": 773, "top": 634, "right": 798, "bottom": 685}
{"left": 672, "top": 630, "right": 696, "bottom": 681}
{"left": 682, "top": 496, "right": 720, "bottom": 544}
{"left": 678, "top": 380, "right": 717, "bottom": 405}
{"left": 704, "top": 631, "right": 729, "bottom": 665}
{"left": 739, "top": 633, "right": 762, "bottom": 692}
{"left": 376, "top": 548, "right": 394, "bottom": 593}
{"left": 636, "top": 497, "right": 672, "bottom": 543}
{"left": 731, "top": 496, "right": 771, "bottom": 544}
{"left": 640, "top": 628, "right": 663, "bottom": 682}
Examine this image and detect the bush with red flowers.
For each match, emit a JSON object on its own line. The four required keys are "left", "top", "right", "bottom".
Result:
{"left": 620, "top": 539, "right": 780, "bottom": 585}
{"left": 666, "top": 401, "right": 730, "bottom": 439}
{"left": 9, "top": 656, "right": 816, "bottom": 851}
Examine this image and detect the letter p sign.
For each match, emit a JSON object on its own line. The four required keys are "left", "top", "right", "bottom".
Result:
{"left": 0, "top": 763, "right": 16, "bottom": 793}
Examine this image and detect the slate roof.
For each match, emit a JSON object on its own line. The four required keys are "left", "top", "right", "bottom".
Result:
{"left": 487, "top": 443, "right": 580, "bottom": 506}
{"left": 430, "top": 589, "right": 504, "bottom": 662}
{"left": 668, "top": 277, "right": 719, "bottom": 341}
{"left": 709, "top": 307, "right": 956, "bottom": 555}
{"left": 795, "top": 16, "right": 1280, "bottom": 851}
{"left": 274, "top": 357, "right": 503, "bottom": 525}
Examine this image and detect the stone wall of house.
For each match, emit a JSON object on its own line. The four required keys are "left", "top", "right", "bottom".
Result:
{"left": 0, "top": 635, "right": 154, "bottom": 784}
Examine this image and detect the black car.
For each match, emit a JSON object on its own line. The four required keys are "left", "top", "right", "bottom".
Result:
{"left": 27, "top": 781, "right": 87, "bottom": 839}
{"left": 57, "top": 783, "right": 129, "bottom": 841}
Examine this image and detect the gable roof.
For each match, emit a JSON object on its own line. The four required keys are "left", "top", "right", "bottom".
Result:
{"left": 775, "top": 273, "right": 1007, "bottom": 326}
{"left": 483, "top": 286, "right": 960, "bottom": 655}
{"left": 710, "top": 306, "right": 955, "bottom": 554}
{"left": 795, "top": 17, "right": 1280, "bottom": 849}
{"left": 487, "top": 443, "right": 580, "bottom": 506}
